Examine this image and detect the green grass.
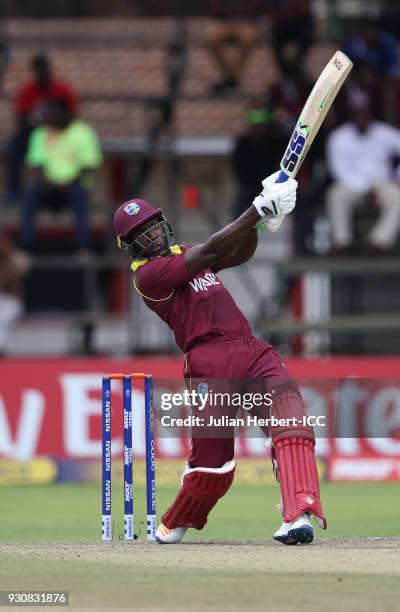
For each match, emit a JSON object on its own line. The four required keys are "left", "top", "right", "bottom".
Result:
{"left": 1, "top": 481, "right": 399, "bottom": 610}
{"left": 1, "top": 481, "right": 399, "bottom": 541}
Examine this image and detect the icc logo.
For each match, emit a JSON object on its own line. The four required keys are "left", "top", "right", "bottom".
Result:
{"left": 124, "top": 202, "right": 141, "bottom": 215}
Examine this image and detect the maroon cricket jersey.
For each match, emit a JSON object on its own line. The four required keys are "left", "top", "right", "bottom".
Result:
{"left": 132, "top": 245, "right": 253, "bottom": 353}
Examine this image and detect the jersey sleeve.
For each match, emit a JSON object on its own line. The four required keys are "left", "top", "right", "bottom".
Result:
{"left": 135, "top": 252, "right": 193, "bottom": 299}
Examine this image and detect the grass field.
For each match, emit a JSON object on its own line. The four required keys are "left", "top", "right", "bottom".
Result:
{"left": 1, "top": 481, "right": 400, "bottom": 541}
{"left": 0, "top": 481, "right": 400, "bottom": 611}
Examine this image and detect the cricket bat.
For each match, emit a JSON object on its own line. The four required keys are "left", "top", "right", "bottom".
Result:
{"left": 276, "top": 50, "right": 353, "bottom": 183}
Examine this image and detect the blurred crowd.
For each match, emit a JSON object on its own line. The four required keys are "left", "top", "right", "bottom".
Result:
{"left": 1, "top": 3, "right": 400, "bottom": 260}
{"left": 227, "top": 3, "right": 400, "bottom": 256}
{"left": 1, "top": 1, "right": 400, "bottom": 353}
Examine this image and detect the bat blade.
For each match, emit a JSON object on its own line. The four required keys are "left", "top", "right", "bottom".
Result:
{"left": 277, "top": 50, "right": 353, "bottom": 183}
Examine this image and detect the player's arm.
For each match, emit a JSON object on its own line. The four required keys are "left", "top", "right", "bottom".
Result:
{"left": 210, "top": 226, "right": 258, "bottom": 273}
{"left": 185, "top": 171, "right": 297, "bottom": 276}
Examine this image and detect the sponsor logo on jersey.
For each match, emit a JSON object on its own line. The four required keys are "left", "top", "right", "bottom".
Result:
{"left": 124, "top": 202, "right": 140, "bottom": 215}
{"left": 189, "top": 272, "right": 221, "bottom": 292}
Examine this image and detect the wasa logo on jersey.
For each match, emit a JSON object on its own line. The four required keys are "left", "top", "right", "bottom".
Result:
{"left": 189, "top": 272, "right": 221, "bottom": 292}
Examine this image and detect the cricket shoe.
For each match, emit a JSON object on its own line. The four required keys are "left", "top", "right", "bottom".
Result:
{"left": 155, "top": 523, "right": 188, "bottom": 544}
{"left": 273, "top": 513, "right": 314, "bottom": 545}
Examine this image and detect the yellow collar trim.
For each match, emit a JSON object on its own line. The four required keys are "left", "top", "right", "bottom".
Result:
{"left": 131, "top": 244, "right": 182, "bottom": 272}
{"left": 131, "top": 259, "right": 148, "bottom": 272}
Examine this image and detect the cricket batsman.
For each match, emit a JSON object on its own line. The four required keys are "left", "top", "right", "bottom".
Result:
{"left": 113, "top": 171, "right": 327, "bottom": 545}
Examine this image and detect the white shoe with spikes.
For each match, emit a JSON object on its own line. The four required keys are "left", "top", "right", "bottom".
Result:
{"left": 155, "top": 523, "right": 188, "bottom": 544}
{"left": 273, "top": 513, "right": 314, "bottom": 545}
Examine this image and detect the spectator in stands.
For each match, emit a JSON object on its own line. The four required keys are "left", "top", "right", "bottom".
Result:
{"left": 21, "top": 98, "right": 102, "bottom": 251}
{"left": 0, "top": 232, "right": 30, "bottom": 357}
{"left": 4, "top": 54, "right": 78, "bottom": 203}
{"left": 326, "top": 99, "right": 400, "bottom": 254}
{"left": 343, "top": 18, "right": 399, "bottom": 77}
{"left": 205, "top": 0, "right": 259, "bottom": 95}
{"left": 232, "top": 101, "right": 287, "bottom": 217}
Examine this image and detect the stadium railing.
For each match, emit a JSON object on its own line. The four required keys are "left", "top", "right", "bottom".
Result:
{"left": 7, "top": 253, "right": 400, "bottom": 357}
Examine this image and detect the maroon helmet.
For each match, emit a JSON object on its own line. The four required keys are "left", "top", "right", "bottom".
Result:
{"left": 113, "top": 199, "right": 173, "bottom": 259}
{"left": 113, "top": 199, "right": 162, "bottom": 239}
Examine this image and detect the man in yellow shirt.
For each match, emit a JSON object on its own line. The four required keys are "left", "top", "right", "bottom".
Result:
{"left": 22, "top": 98, "right": 102, "bottom": 250}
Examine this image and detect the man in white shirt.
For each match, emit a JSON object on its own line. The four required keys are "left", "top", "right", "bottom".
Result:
{"left": 326, "top": 100, "right": 400, "bottom": 252}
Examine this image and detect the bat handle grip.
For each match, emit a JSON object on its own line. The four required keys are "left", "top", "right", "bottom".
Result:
{"left": 275, "top": 170, "right": 289, "bottom": 183}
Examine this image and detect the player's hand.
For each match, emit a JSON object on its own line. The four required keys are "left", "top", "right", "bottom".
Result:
{"left": 252, "top": 171, "right": 298, "bottom": 218}
{"left": 263, "top": 213, "right": 285, "bottom": 233}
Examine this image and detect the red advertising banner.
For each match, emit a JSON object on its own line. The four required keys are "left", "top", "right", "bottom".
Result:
{"left": 328, "top": 456, "right": 400, "bottom": 481}
{"left": 0, "top": 357, "right": 181, "bottom": 462}
{"left": 0, "top": 357, "right": 399, "bottom": 480}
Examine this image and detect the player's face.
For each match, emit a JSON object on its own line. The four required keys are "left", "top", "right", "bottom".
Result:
{"left": 126, "top": 216, "right": 169, "bottom": 258}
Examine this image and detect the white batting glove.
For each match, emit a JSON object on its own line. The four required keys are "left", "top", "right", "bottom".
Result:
{"left": 252, "top": 171, "right": 298, "bottom": 218}
{"left": 263, "top": 213, "right": 285, "bottom": 233}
